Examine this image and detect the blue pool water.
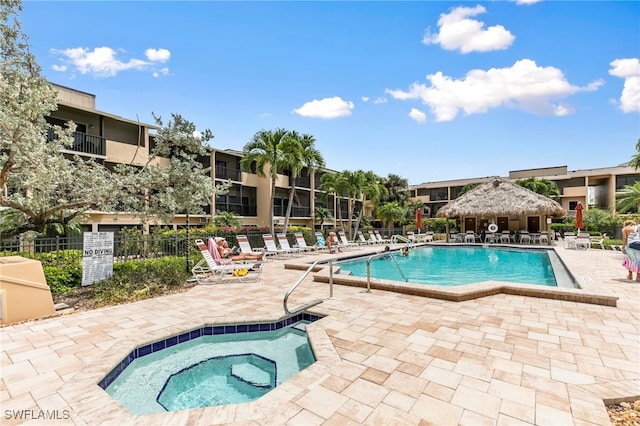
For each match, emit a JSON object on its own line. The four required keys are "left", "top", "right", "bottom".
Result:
{"left": 105, "top": 322, "right": 315, "bottom": 414}
{"left": 337, "top": 245, "right": 559, "bottom": 286}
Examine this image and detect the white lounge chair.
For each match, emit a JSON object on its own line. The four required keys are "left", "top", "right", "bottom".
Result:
{"left": 357, "top": 231, "right": 376, "bottom": 245}
{"left": 236, "top": 234, "right": 266, "bottom": 257}
{"left": 500, "top": 231, "right": 511, "bottom": 244}
{"left": 464, "top": 231, "right": 476, "bottom": 243}
{"left": 575, "top": 234, "right": 591, "bottom": 250}
{"left": 294, "top": 232, "right": 320, "bottom": 253}
{"left": 276, "top": 233, "right": 303, "bottom": 256}
{"left": 262, "top": 234, "right": 291, "bottom": 256}
{"left": 192, "top": 239, "right": 263, "bottom": 284}
{"left": 374, "top": 230, "right": 392, "bottom": 244}
{"left": 314, "top": 232, "right": 331, "bottom": 251}
{"left": 368, "top": 230, "right": 383, "bottom": 244}
{"left": 338, "top": 231, "right": 358, "bottom": 249}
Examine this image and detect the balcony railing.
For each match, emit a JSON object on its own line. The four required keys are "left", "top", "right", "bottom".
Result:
{"left": 217, "top": 204, "right": 257, "bottom": 217}
{"left": 48, "top": 129, "right": 106, "bottom": 157}
{"left": 215, "top": 166, "right": 242, "bottom": 181}
{"left": 273, "top": 206, "right": 311, "bottom": 217}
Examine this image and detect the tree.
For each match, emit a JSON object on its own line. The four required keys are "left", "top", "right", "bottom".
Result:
{"left": 352, "top": 170, "right": 385, "bottom": 238}
{"left": 376, "top": 201, "right": 407, "bottom": 230}
{"left": 240, "top": 128, "right": 289, "bottom": 236}
{"left": 115, "top": 113, "right": 229, "bottom": 270}
{"left": 515, "top": 177, "right": 560, "bottom": 199}
{"left": 630, "top": 139, "right": 640, "bottom": 170}
{"left": 319, "top": 172, "right": 348, "bottom": 232}
{"left": 313, "top": 207, "right": 333, "bottom": 229}
{"left": 213, "top": 210, "right": 241, "bottom": 228}
{"left": 279, "top": 131, "right": 325, "bottom": 231}
{"left": 458, "top": 183, "right": 480, "bottom": 197}
{"left": 616, "top": 181, "right": 640, "bottom": 213}
{"left": 381, "top": 174, "right": 409, "bottom": 205}
{"left": 0, "top": 0, "right": 120, "bottom": 238}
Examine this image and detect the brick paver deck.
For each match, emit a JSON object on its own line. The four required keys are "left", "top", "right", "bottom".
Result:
{"left": 1, "top": 243, "right": 638, "bottom": 425}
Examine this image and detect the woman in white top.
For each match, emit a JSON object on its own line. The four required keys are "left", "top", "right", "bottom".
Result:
{"left": 622, "top": 220, "right": 640, "bottom": 281}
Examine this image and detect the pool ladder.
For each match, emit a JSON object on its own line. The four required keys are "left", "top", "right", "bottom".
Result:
{"left": 365, "top": 251, "right": 408, "bottom": 294}
{"left": 283, "top": 260, "right": 325, "bottom": 315}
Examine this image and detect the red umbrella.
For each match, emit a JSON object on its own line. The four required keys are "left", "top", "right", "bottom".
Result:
{"left": 416, "top": 208, "right": 422, "bottom": 231}
{"left": 575, "top": 202, "right": 584, "bottom": 230}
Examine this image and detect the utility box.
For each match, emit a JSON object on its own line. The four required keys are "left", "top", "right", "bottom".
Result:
{"left": 0, "top": 256, "right": 55, "bottom": 325}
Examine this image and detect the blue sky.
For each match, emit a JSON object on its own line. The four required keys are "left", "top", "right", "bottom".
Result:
{"left": 20, "top": 1, "right": 640, "bottom": 184}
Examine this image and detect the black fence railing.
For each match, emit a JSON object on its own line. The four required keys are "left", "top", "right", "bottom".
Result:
{"left": 215, "top": 166, "right": 242, "bottom": 181}
{"left": 48, "top": 129, "right": 106, "bottom": 157}
{"left": 0, "top": 228, "right": 405, "bottom": 267}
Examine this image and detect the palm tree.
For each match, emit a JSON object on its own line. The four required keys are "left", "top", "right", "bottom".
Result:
{"left": 630, "top": 139, "right": 640, "bottom": 170}
{"left": 458, "top": 183, "right": 480, "bottom": 197}
{"left": 280, "top": 131, "right": 325, "bottom": 231}
{"left": 516, "top": 177, "right": 560, "bottom": 199}
{"left": 353, "top": 171, "right": 385, "bottom": 238}
{"left": 319, "top": 172, "right": 348, "bottom": 232}
{"left": 240, "top": 128, "right": 289, "bottom": 235}
{"left": 616, "top": 181, "right": 640, "bottom": 213}
{"left": 313, "top": 207, "right": 332, "bottom": 229}
{"left": 376, "top": 201, "right": 407, "bottom": 230}
{"left": 381, "top": 174, "right": 409, "bottom": 205}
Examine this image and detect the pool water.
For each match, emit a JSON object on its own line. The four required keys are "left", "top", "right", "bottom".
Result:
{"left": 105, "top": 322, "right": 315, "bottom": 414}
{"left": 337, "top": 246, "right": 558, "bottom": 286}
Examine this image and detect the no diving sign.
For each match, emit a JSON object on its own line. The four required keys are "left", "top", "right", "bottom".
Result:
{"left": 82, "top": 232, "right": 114, "bottom": 286}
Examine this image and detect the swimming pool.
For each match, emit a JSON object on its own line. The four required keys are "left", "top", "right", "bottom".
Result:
{"left": 101, "top": 315, "right": 319, "bottom": 415}
{"left": 337, "top": 245, "right": 568, "bottom": 287}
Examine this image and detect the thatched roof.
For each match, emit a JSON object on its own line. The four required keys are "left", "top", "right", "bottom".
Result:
{"left": 436, "top": 178, "right": 566, "bottom": 219}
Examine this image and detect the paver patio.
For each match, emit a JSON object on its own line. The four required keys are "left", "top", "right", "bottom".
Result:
{"left": 1, "top": 243, "right": 638, "bottom": 425}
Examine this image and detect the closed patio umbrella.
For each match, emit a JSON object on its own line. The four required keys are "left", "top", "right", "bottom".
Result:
{"left": 575, "top": 202, "right": 584, "bottom": 231}
{"left": 416, "top": 208, "right": 422, "bottom": 232}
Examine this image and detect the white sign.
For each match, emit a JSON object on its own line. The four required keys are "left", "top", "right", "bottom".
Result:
{"left": 82, "top": 232, "right": 114, "bottom": 286}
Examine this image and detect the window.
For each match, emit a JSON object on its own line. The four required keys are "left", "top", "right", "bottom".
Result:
{"left": 568, "top": 201, "right": 579, "bottom": 211}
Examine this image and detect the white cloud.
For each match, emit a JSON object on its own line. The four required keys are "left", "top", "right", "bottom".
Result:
{"left": 409, "top": 108, "right": 427, "bottom": 123}
{"left": 152, "top": 67, "right": 170, "bottom": 78}
{"left": 145, "top": 48, "right": 171, "bottom": 62}
{"left": 386, "top": 59, "right": 600, "bottom": 122}
{"left": 292, "top": 96, "right": 354, "bottom": 119}
{"left": 514, "top": 0, "right": 542, "bottom": 4}
{"left": 51, "top": 64, "right": 66, "bottom": 72}
{"left": 362, "top": 96, "right": 370, "bottom": 102}
{"left": 422, "top": 5, "right": 515, "bottom": 54}
{"left": 609, "top": 58, "right": 640, "bottom": 113}
{"left": 50, "top": 46, "right": 171, "bottom": 78}
{"left": 373, "top": 97, "right": 387, "bottom": 104}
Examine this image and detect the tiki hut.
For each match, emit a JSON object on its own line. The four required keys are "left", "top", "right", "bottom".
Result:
{"left": 436, "top": 177, "right": 566, "bottom": 235}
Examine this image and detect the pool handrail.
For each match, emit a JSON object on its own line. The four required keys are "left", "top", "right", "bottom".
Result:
{"left": 391, "top": 234, "right": 414, "bottom": 247}
{"left": 366, "top": 251, "right": 408, "bottom": 292}
{"left": 283, "top": 260, "right": 324, "bottom": 315}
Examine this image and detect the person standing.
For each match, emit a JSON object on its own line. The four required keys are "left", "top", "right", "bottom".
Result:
{"left": 622, "top": 220, "right": 640, "bottom": 281}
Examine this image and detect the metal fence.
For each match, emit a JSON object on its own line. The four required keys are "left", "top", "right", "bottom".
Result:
{"left": 0, "top": 228, "right": 403, "bottom": 267}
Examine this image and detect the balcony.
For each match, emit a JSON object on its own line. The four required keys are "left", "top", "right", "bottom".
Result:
{"left": 273, "top": 206, "right": 311, "bottom": 217}
{"left": 217, "top": 203, "right": 257, "bottom": 217}
{"left": 215, "top": 166, "right": 242, "bottom": 181}
{"left": 48, "top": 129, "right": 106, "bottom": 157}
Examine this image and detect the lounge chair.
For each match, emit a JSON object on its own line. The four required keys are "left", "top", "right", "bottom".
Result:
{"left": 589, "top": 234, "right": 605, "bottom": 250}
{"left": 357, "top": 231, "right": 376, "bottom": 245}
{"left": 368, "top": 230, "right": 383, "bottom": 244}
{"left": 262, "top": 234, "right": 290, "bottom": 256}
{"left": 314, "top": 232, "right": 331, "bottom": 251}
{"left": 276, "top": 233, "right": 304, "bottom": 256}
{"left": 519, "top": 231, "right": 531, "bottom": 244}
{"left": 500, "top": 231, "right": 511, "bottom": 244}
{"left": 338, "top": 231, "right": 358, "bottom": 249}
{"left": 294, "top": 232, "right": 321, "bottom": 253}
{"left": 236, "top": 235, "right": 266, "bottom": 257}
{"left": 374, "top": 230, "right": 392, "bottom": 244}
{"left": 192, "top": 239, "right": 263, "bottom": 284}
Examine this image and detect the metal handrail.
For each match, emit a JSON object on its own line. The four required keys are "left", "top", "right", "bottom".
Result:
{"left": 391, "top": 234, "right": 413, "bottom": 246}
{"left": 366, "top": 251, "right": 408, "bottom": 292}
{"left": 283, "top": 260, "right": 324, "bottom": 315}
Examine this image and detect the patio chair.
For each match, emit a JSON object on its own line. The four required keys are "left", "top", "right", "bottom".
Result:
{"left": 294, "top": 232, "right": 321, "bottom": 253}
{"left": 314, "top": 232, "right": 331, "bottom": 251}
{"left": 575, "top": 234, "right": 591, "bottom": 250}
{"left": 338, "top": 231, "right": 358, "bottom": 249}
{"left": 374, "top": 230, "right": 392, "bottom": 244}
{"left": 276, "top": 233, "right": 304, "bottom": 256}
{"left": 422, "top": 231, "right": 434, "bottom": 243}
{"left": 236, "top": 235, "right": 266, "bottom": 257}
{"left": 538, "top": 234, "right": 549, "bottom": 245}
{"left": 192, "top": 239, "right": 263, "bottom": 284}
{"left": 500, "top": 231, "right": 511, "bottom": 244}
{"left": 368, "top": 230, "right": 383, "bottom": 244}
{"left": 464, "top": 231, "right": 476, "bottom": 243}
{"left": 262, "top": 234, "right": 291, "bottom": 256}
{"left": 357, "top": 231, "right": 376, "bottom": 245}
{"left": 589, "top": 235, "right": 605, "bottom": 249}
{"left": 519, "top": 231, "right": 531, "bottom": 244}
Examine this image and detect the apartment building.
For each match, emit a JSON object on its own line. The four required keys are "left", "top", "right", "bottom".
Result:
{"left": 47, "top": 84, "right": 350, "bottom": 235}
{"left": 409, "top": 164, "right": 639, "bottom": 221}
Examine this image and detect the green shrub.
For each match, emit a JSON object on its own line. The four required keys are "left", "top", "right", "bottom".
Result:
{"left": 43, "top": 265, "right": 82, "bottom": 294}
